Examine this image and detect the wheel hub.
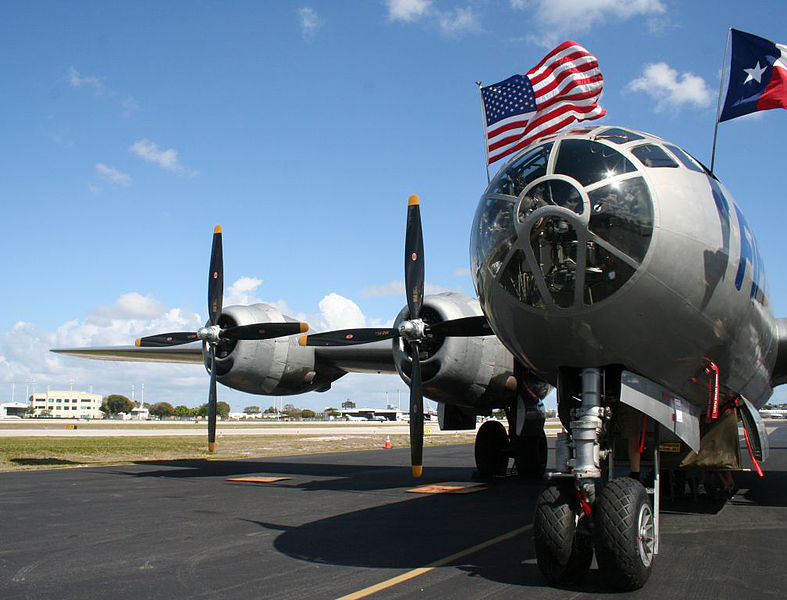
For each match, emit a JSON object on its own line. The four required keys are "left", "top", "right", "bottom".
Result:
{"left": 636, "top": 502, "right": 655, "bottom": 567}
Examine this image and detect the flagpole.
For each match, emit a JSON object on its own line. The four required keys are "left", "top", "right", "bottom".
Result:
{"left": 711, "top": 28, "right": 732, "bottom": 174}
{"left": 476, "top": 81, "right": 491, "bottom": 184}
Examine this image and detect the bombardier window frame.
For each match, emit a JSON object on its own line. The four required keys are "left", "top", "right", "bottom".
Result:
{"left": 664, "top": 144, "right": 704, "bottom": 173}
{"left": 487, "top": 142, "right": 554, "bottom": 198}
{"left": 630, "top": 144, "right": 679, "bottom": 169}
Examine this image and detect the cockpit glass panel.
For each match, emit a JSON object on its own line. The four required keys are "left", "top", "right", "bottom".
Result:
{"left": 488, "top": 143, "right": 553, "bottom": 197}
{"left": 588, "top": 177, "right": 653, "bottom": 263}
{"left": 499, "top": 249, "right": 545, "bottom": 309}
{"left": 529, "top": 217, "right": 578, "bottom": 308}
{"left": 664, "top": 144, "right": 704, "bottom": 172}
{"left": 471, "top": 195, "right": 517, "bottom": 278}
{"left": 517, "top": 179, "right": 584, "bottom": 222}
{"left": 631, "top": 144, "right": 679, "bottom": 168}
{"left": 595, "top": 128, "right": 645, "bottom": 145}
{"left": 554, "top": 140, "right": 636, "bottom": 187}
{"left": 584, "top": 241, "right": 636, "bottom": 305}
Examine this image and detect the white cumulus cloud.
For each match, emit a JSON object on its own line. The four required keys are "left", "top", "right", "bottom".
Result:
{"left": 627, "top": 62, "right": 713, "bottom": 112}
{"left": 297, "top": 7, "right": 322, "bottom": 39}
{"left": 89, "top": 293, "right": 167, "bottom": 321}
{"left": 129, "top": 139, "right": 196, "bottom": 175}
{"left": 67, "top": 66, "right": 107, "bottom": 95}
{"left": 317, "top": 293, "right": 367, "bottom": 330}
{"left": 225, "top": 277, "right": 264, "bottom": 306}
{"left": 386, "top": 0, "right": 478, "bottom": 36}
{"left": 513, "top": 0, "right": 666, "bottom": 47}
{"left": 438, "top": 7, "right": 478, "bottom": 36}
{"left": 95, "top": 163, "right": 131, "bottom": 186}
{"left": 386, "top": 0, "right": 432, "bottom": 22}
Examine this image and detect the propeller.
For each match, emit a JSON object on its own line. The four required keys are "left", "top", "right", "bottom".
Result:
{"left": 300, "top": 196, "right": 492, "bottom": 477}
{"left": 136, "top": 225, "right": 309, "bottom": 452}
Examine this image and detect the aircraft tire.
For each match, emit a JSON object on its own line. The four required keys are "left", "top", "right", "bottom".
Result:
{"left": 514, "top": 432, "right": 548, "bottom": 479}
{"left": 534, "top": 483, "right": 593, "bottom": 585}
{"left": 474, "top": 420, "right": 509, "bottom": 478}
{"left": 593, "top": 477, "right": 654, "bottom": 591}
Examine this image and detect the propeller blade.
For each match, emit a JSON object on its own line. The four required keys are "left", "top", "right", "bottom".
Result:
{"left": 222, "top": 322, "right": 309, "bottom": 341}
{"left": 405, "top": 195, "right": 424, "bottom": 320}
{"left": 208, "top": 225, "right": 223, "bottom": 327}
{"left": 135, "top": 332, "right": 199, "bottom": 347}
{"left": 299, "top": 327, "right": 399, "bottom": 347}
{"left": 428, "top": 316, "right": 493, "bottom": 337}
{"left": 207, "top": 346, "right": 217, "bottom": 453}
{"left": 409, "top": 340, "right": 424, "bottom": 478}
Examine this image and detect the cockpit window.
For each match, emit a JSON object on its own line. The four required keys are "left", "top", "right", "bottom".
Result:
{"left": 488, "top": 143, "right": 553, "bottom": 197}
{"left": 631, "top": 144, "right": 679, "bottom": 168}
{"left": 471, "top": 195, "right": 517, "bottom": 277}
{"left": 554, "top": 139, "right": 636, "bottom": 187}
{"left": 588, "top": 177, "right": 653, "bottom": 263}
{"left": 595, "top": 128, "right": 645, "bottom": 145}
{"left": 664, "top": 144, "right": 704, "bottom": 173}
{"left": 517, "top": 179, "right": 584, "bottom": 222}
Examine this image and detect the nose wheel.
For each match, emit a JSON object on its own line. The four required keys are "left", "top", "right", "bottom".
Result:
{"left": 593, "top": 477, "right": 655, "bottom": 590}
{"left": 533, "top": 483, "right": 594, "bottom": 584}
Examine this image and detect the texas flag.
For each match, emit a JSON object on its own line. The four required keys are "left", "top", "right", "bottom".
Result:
{"left": 720, "top": 29, "right": 787, "bottom": 122}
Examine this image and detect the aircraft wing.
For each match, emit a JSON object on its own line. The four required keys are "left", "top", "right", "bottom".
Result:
{"left": 51, "top": 339, "right": 398, "bottom": 374}
{"left": 51, "top": 342, "right": 204, "bottom": 364}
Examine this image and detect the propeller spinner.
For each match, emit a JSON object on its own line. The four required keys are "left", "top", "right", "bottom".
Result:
{"left": 300, "top": 196, "right": 492, "bottom": 477}
{"left": 136, "top": 225, "right": 308, "bottom": 452}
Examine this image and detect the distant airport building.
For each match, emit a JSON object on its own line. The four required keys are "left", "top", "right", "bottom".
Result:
{"left": 1, "top": 402, "right": 28, "bottom": 419}
{"left": 30, "top": 390, "right": 103, "bottom": 419}
{"left": 126, "top": 406, "right": 150, "bottom": 420}
{"left": 338, "top": 408, "right": 430, "bottom": 422}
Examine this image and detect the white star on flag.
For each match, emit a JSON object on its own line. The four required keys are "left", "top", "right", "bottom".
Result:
{"left": 744, "top": 61, "right": 767, "bottom": 84}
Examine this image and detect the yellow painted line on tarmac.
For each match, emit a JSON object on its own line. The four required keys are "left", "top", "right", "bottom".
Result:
{"left": 226, "top": 476, "right": 292, "bottom": 484}
{"left": 336, "top": 523, "right": 533, "bottom": 600}
{"left": 406, "top": 483, "right": 487, "bottom": 495}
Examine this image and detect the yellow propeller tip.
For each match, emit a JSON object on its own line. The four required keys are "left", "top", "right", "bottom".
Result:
{"left": 298, "top": 336, "right": 308, "bottom": 347}
{"left": 134, "top": 338, "right": 141, "bottom": 347}
{"left": 208, "top": 442, "right": 216, "bottom": 453}
{"left": 412, "top": 465, "right": 423, "bottom": 478}
{"left": 408, "top": 194, "right": 419, "bottom": 206}
{"left": 299, "top": 322, "right": 309, "bottom": 333}
{"left": 214, "top": 224, "right": 222, "bottom": 234}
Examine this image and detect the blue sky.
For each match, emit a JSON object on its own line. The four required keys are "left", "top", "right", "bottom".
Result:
{"left": 2, "top": 0, "right": 786, "bottom": 410}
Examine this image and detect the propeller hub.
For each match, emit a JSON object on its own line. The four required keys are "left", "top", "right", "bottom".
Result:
{"left": 197, "top": 325, "right": 222, "bottom": 344}
{"left": 398, "top": 318, "right": 427, "bottom": 342}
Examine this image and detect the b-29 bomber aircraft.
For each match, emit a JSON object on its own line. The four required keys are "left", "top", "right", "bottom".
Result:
{"left": 55, "top": 125, "right": 787, "bottom": 591}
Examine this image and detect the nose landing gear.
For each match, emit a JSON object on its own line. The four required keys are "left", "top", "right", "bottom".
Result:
{"left": 533, "top": 367, "right": 657, "bottom": 591}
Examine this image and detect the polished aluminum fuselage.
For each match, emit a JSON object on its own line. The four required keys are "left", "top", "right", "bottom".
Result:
{"left": 474, "top": 128, "right": 777, "bottom": 408}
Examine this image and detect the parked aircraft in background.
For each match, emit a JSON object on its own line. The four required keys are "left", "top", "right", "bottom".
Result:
{"left": 55, "top": 125, "right": 786, "bottom": 591}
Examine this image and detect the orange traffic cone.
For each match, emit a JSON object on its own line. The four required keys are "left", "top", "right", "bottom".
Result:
{"left": 384, "top": 435, "right": 392, "bottom": 450}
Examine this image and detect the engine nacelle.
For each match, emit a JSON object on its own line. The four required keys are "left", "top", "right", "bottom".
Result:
{"left": 393, "top": 292, "right": 517, "bottom": 412}
{"left": 207, "top": 304, "right": 345, "bottom": 395}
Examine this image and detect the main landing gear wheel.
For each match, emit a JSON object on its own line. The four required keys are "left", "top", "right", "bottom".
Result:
{"left": 593, "top": 477, "right": 655, "bottom": 591}
{"left": 474, "top": 420, "right": 509, "bottom": 478}
{"left": 534, "top": 483, "right": 593, "bottom": 585}
{"left": 514, "top": 432, "right": 548, "bottom": 480}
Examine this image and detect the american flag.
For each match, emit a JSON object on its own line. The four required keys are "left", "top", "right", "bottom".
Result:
{"left": 481, "top": 41, "right": 606, "bottom": 164}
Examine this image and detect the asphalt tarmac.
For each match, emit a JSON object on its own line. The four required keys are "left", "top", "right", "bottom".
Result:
{"left": 1, "top": 424, "right": 786, "bottom": 599}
